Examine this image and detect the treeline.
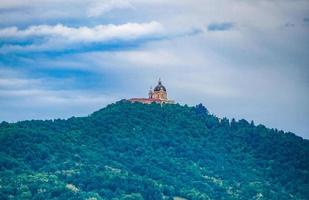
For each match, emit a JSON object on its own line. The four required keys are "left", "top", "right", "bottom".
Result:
{"left": 0, "top": 100, "right": 308, "bottom": 199}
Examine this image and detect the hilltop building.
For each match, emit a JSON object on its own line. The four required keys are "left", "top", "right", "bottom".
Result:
{"left": 129, "top": 79, "right": 175, "bottom": 104}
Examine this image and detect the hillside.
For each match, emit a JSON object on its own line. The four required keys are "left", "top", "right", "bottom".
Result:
{"left": 0, "top": 100, "right": 308, "bottom": 200}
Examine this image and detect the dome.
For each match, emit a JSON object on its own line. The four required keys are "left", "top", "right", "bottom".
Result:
{"left": 154, "top": 80, "right": 166, "bottom": 92}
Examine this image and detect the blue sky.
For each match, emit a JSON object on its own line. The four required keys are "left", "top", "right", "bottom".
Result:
{"left": 0, "top": 0, "right": 309, "bottom": 138}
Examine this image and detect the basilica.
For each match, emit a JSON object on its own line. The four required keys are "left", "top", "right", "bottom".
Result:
{"left": 129, "top": 79, "right": 175, "bottom": 104}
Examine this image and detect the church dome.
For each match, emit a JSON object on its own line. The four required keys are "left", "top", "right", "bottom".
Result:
{"left": 154, "top": 80, "right": 166, "bottom": 92}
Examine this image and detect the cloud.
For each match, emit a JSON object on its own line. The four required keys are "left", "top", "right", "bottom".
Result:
{"left": 0, "top": 21, "right": 164, "bottom": 53}
{"left": 87, "top": 0, "right": 133, "bottom": 17}
{"left": 0, "top": 21, "right": 163, "bottom": 41}
{"left": 207, "top": 22, "right": 234, "bottom": 31}
{"left": 0, "top": 21, "right": 202, "bottom": 54}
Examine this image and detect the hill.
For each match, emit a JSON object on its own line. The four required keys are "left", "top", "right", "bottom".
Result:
{"left": 0, "top": 100, "right": 308, "bottom": 200}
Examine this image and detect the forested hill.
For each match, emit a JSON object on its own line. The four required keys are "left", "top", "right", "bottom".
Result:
{"left": 0, "top": 100, "right": 308, "bottom": 200}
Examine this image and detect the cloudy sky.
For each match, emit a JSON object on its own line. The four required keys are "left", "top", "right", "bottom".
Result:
{"left": 0, "top": 0, "right": 308, "bottom": 138}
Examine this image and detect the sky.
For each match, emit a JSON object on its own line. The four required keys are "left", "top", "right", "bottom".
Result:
{"left": 0, "top": 0, "right": 308, "bottom": 138}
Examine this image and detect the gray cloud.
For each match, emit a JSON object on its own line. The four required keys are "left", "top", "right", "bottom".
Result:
{"left": 208, "top": 22, "right": 234, "bottom": 31}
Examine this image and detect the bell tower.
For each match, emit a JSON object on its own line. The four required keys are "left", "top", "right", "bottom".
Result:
{"left": 148, "top": 87, "right": 153, "bottom": 99}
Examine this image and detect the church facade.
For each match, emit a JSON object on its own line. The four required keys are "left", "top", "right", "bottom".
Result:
{"left": 129, "top": 79, "right": 175, "bottom": 104}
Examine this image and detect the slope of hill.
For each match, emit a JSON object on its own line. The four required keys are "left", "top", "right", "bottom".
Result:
{"left": 0, "top": 100, "right": 308, "bottom": 200}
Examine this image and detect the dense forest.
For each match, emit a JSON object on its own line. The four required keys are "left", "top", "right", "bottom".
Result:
{"left": 0, "top": 100, "right": 308, "bottom": 200}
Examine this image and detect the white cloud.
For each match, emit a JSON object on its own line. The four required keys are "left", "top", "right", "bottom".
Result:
{"left": 0, "top": 21, "right": 163, "bottom": 41}
{"left": 0, "top": 21, "right": 164, "bottom": 53}
{"left": 87, "top": 0, "right": 133, "bottom": 17}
